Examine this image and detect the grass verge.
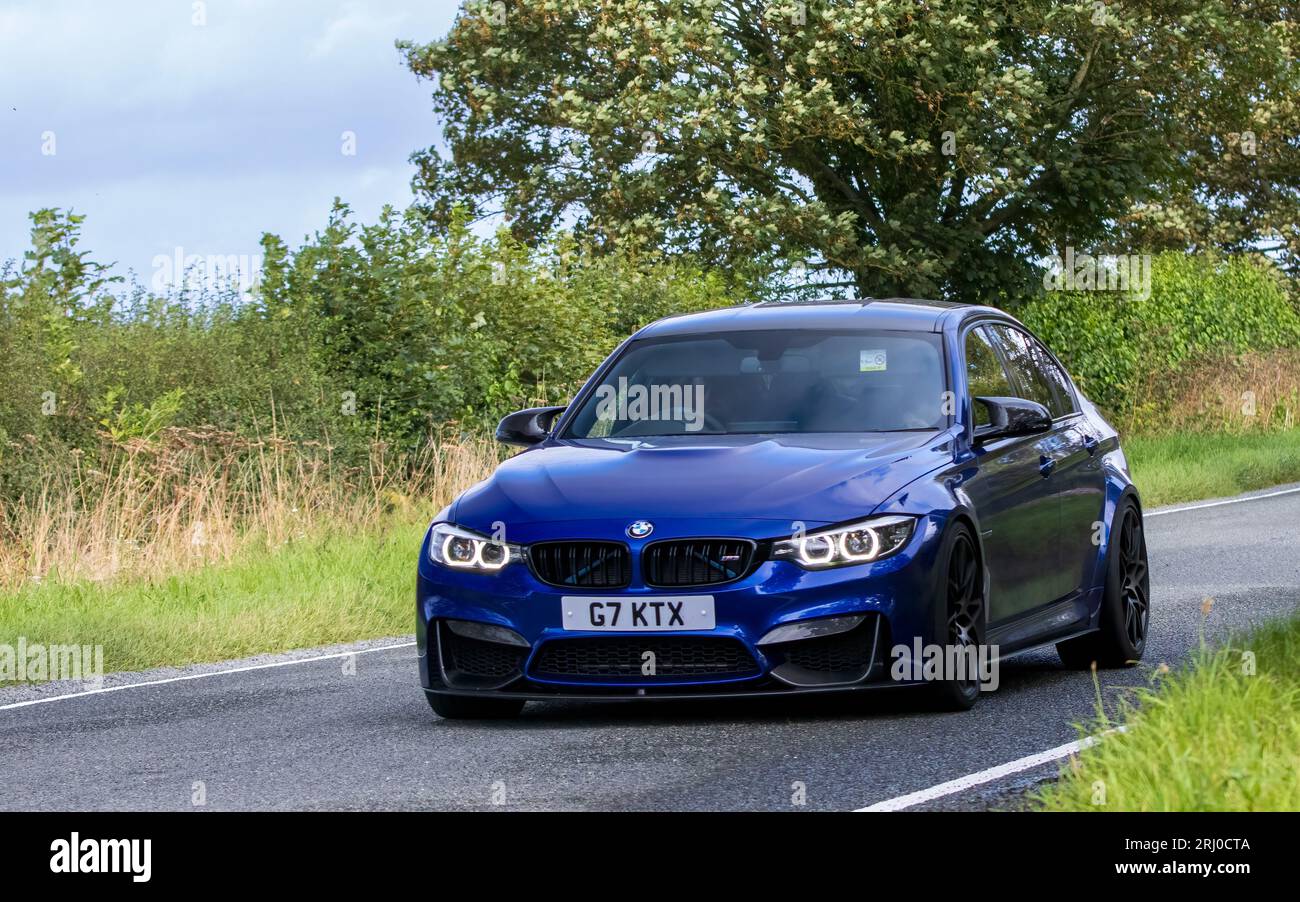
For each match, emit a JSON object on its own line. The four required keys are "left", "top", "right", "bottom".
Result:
{"left": 0, "top": 521, "right": 424, "bottom": 675}
{"left": 1034, "top": 614, "right": 1300, "bottom": 810}
{"left": 1125, "top": 429, "right": 1300, "bottom": 507}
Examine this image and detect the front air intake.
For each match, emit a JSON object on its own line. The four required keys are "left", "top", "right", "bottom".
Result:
{"left": 530, "top": 636, "right": 760, "bottom": 682}
{"left": 642, "top": 538, "right": 757, "bottom": 587}
{"left": 527, "top": 541, "right": 632, "bottom": 588}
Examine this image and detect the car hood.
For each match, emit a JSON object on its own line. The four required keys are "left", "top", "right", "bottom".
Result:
{"left": 452, "top": 433, "right": 951, "bottom": 541}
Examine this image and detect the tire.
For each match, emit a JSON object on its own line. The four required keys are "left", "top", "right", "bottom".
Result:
{"left": 425, "top": 691, "right": 525, "bottom": 720}
{"left": 1057, "top": 499, "right": 1150, "bottom": 669}
{"left": 928, "top": 522, "right": 985, "bottom": 711}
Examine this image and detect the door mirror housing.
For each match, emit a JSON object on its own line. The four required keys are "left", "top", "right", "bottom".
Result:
{"left": 972, "top": 397, "right": 1052, "bottom": 445}
{"left": 495, "top": 406, "right": 566, "bottom": 446}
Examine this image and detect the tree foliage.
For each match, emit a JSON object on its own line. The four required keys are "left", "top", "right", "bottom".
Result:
{"left": 401, "top": 0, "right": 1300, "bottom": 298}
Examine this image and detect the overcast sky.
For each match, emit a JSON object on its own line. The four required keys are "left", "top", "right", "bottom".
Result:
{"left": 0, "top": 0, "right": 459, "bottom": 283}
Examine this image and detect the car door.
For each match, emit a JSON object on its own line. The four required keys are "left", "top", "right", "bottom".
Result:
{"left": 960, "top": 324, "right": 1064, "bottom": 622}
{"left": 986, "top": 324, "right": 1107, "bottom": 598}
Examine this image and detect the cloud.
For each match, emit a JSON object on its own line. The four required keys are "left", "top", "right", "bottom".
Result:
{"left": 0, "top": 0, "right": 459, "bottom": 277}
{"left": 309, "top": 2, "right": 408, "bottom": 60}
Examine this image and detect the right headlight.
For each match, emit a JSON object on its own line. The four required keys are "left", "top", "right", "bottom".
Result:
{"left": 770, "top": 515, "right": 916, "bottom": 570}
{"left": 428, "top": 523, "right": 522, "bottom": 572}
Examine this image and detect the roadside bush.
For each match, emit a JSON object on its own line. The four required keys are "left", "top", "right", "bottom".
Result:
{"left": 257, "top": 204, "right": 738, "bottom": 443}
{"left": 0, "top": 206, "right": 745, "bottom": 506}
{"left": 1021, "top": 253, "right": 1300, "bottom": 428}
{"left": 6, "top": 209, "right": 1298, "bottom": 518}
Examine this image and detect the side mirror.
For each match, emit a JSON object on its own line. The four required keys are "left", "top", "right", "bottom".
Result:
{"left": 495, "top": 406, "right": 565, "bottom": 447}
{"left": 973, "top": 397, "right": 1052, "bottom": 445}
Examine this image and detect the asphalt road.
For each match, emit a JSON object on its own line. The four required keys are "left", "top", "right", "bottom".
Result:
{"left": 3, "top": 485, "right": 1298, "bottom": 811}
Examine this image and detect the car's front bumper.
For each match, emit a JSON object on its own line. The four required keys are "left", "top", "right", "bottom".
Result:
{"left": 416, "top": 514, "right": 949, "bottom": 699}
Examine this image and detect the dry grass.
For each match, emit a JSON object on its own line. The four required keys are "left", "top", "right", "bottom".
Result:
{"left": 0, "top": 428, "right": 501, "bottom": 589}
{"left": 1136, "top": 348, "right": 1300, "bottom": 435}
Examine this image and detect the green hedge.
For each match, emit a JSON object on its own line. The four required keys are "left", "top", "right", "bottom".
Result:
{"left": 1020, "top": 253, "right": 1300, "bottom": 422}
{"left": 0, "top": 206, "right": 744, "bottom": 501}
{"left": 5, "top": 207, "right": 1298, "bottom": 507}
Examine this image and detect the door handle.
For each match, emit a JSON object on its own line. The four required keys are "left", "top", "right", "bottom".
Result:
{"left": 1039, "top": 455, "right": 1057, "bottom": 477}
{"left": 1082, "top": 434, "right": 1099, "bottom": 456}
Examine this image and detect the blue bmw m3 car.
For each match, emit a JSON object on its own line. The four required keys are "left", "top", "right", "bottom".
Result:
{"left": 417, "top": 299, "right": 1149, "bottom": 717}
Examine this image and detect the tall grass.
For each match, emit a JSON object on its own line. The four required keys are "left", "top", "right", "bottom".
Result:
{"left": 1126, "top": 430, "right": 1300, "bottom": 507}
{"left": 1133, "top": 348, "right": 1300, "bottom": 436}
{"left": 1035, "top": 615, "right": 1300, "bottom": 811}
{"left": 0, "top": 429, "right": 501, "bottom": 590}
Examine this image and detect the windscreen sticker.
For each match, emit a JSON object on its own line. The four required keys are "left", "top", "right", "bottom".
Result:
{"left": 860, "top": 349, "right": 887, "bottom": 372}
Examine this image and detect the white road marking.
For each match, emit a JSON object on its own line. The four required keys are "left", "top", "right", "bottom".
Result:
{"left": 0, "top": 641, "right": 415, "bottom": 712}
{"left": 6, "top": 482, "right": 1296, "bottom": 802}
{"left": 1147, "top": 484, "right": 1300, "bottom": 517}
{"left": 856, "top": 483, "right": 1300, "bottom": 811}
{"left": 857, "top": 727, "right": 1126, "bottom": 811}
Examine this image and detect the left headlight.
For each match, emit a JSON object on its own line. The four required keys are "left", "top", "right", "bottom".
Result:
{"left": 770, "top": 515, "right": 917, "bottom": 570}
{"left": 428, "top": 523, "right": 522, "bottom": 572}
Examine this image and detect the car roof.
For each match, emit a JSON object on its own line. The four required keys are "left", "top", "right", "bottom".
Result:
{"left": 634, "top": 298, "right": 1000, "bottom": 338}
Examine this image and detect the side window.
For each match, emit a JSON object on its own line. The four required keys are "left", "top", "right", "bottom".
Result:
{"left": 1031, "top": 339, "right": 1077, "bottom": 417}
{"left": 964, "top": 326, "right": 1016, "bottom": 427}
{"left": 986, "top": 325, "right": 1074, "bottom": 419}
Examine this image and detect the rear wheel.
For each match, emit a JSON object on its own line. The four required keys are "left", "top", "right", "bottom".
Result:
{"left": 930, "top": 524, "right": 985, "bottom": 711}
{"left": 1057, "top": 499, "right": 1149, "bottom": 669}
{"left": 425, "top": 691, "right": 525, "bottom": 720}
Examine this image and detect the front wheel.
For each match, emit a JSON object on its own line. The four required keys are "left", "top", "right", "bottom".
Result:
{"left": 425, "top": 691, "right": 525, "bottom": 720}
{"left": 1057, "top": 499, "right": 1149, "bottom": 669}
{"left": 929, "top": 523, "right": 985, "bottom": 711}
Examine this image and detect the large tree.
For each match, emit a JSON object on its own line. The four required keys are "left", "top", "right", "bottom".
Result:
{"left": 400, "top": 0, "right": 1299, "bottom": 299}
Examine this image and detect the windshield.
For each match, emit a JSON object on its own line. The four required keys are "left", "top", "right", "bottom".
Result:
{"left": 564, "top": 329, "right": 948, "bottom": 438}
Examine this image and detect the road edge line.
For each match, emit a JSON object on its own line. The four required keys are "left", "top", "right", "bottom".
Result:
{"left": 0, "top": 641, "right": 416, "bottom": 712}
{"left": 1147, "top": 484, "right": 1300, "bottom": 517}
{"left": 856, "top": 727, "right": 1126, "bottom": 812}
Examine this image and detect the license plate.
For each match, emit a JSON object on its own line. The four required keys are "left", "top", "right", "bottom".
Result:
{"left": 561, "top": 596, "right": 715, "bottom": 631}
